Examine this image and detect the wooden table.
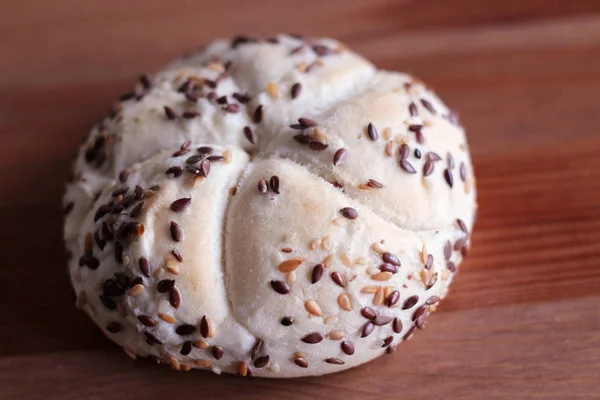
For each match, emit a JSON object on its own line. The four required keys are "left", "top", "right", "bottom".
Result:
{"left": 1, "top": 1, "right": 599, "bottom": 398}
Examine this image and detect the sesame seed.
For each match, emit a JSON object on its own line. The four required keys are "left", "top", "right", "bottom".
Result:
{"left": 170, "top": 198, "right": 191, "bottom": 212}
{"left": 176, "top": 324, "right": 196, "bottom": 335}
{"left": 106, "top": 322, "right": 123, "bottom": 333}
{"left": 170, "top": 221, "right": 183, "bottom": 242}
{"left": 385, "top": 141, "right": 394, "bottom": 157}
{"left": 194, "top": 359, "right": 212, "bottom": 368}
{"left": 444, "top": 169, "right": 454, "bottom": 187}
{"left": 281, "top": 316, "right": 294, "bottom": 326}
{"left": 333, "top": 148, "right": 347, "bottom": 166}
{"left": 169, "top": 287, "right": 181, "bottom": 308}
{"left": 400, "top": 159, "right": 417, "bottom": 174}
{"left": 328, "top": 330, "right": 345, "bottom": 340}
{"left": 331, "top": 272, "right": 347, "bottom": 287}
{"left": 361, "top": 321, "right": 375, "bottom": 337}
{"left": 311, "top": 264, "right": 324, "bottom": 283}
{"left": 338, "top": 293, "right": 352, "bottom": 311}
{"left": 403, "top": 295, "right": 419, "bottom": 310}
{"left": 373, "top": 287, "right": 385, "bottom": 306}
{"left": 164, "top": 106, "right": 177, "bottom": 120}
{"left": 243, "top": 126, "right": 255, "bottom": 144}
{"left": 158, "top": 313, "right": 176, "bottom": 323}
{"left": 271, "top": 280, "right": 290, "bottom": 294}
{"left": 392, "top": 317, "right": 403, "bottom": 333}
{"left": 295, "top": 358, "right": 308, "bottom": 368}
{"left": 367, "top": 123, "right": 378, "bottom": 141}
{"left": 373, "top": 315, "right": 392, "bottom": 326}
{"left": 253, "top": 105, "right": 263, "bottom": 123}
{"left": 258, "top": 178, "right": 268, "bottom": 194}
{"left": 291, "top": 83, "right": 302, "bottom": 99}
{"left": 138, "top": 315, "right": 156, "bottom": 327}
{"left": 386, "top": 290, "right": 400, "bottom": 307}
{"left": 237, "top": 361, "right": 248, "bottom": 376}
{"left": 128, "top": 284, "right": 144, "bottom": 297}
{"left": 302, "top": 332, "right": 323, "bottom": 344}
{"left": 305, "top": 300, "right": 322, "bottom": 316}
{"left": 212, "top": 346, "right": 224, "bottom": 360}
{"left": 373, "top": 272, "right": 393, "bottom": 281}
{"left": 340, "top": 207, "right": 358, "bottom": 219}
{"left": 278, "top": 258, "right": 303, "bottom": 272}
{"left": 270, "top": 175, "right": 280, "bottom": 194}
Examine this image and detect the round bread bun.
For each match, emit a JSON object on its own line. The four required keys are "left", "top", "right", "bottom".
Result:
{"left": 63, "top": 34, "right": 476, "bottom": 378}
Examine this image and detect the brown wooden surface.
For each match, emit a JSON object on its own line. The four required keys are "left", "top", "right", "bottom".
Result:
{"left": 1, "top": 1, "right": 600, "bottom": 399}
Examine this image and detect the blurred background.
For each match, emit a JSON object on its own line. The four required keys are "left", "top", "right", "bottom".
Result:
{"left": 1, "top": 1, "right": 599, "bottom": 399}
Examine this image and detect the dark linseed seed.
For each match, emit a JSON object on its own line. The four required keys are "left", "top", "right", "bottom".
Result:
{"left": 382, "top": 336, "right": 394, "bottom": 348}
{"left": 172, "top": 148, "right": 190, "bottom": 157}
{"left": 312, "top": 264, "right": 324, "bottom": 284}
{"left": 185, "top": 166, "right": 201, "bottom": 175}
{"left": 295, "top": 358, "right": 308, "bottom": 368}
{"left": 111, "top": 204, "right": 124, "bottom": 215}
{"left": 447, "top": 153, "right": 455, "bottom": 169}
{"left": 427, "top": 152, "right": 442, "bottom": 162}
{"left": 331, "top": 272, "right": 346, "bottom": 287}
{"left": 182, "top": 110, "right": 200, "bottom": 119}
{"left": 232, "top": 93, "right": 250, "bottom": 103}
{"left": 403, "top": 324, "right": 417, "bottom": 340}
{"left": 460, "top": 162, "right": 467, "bottom": 181}
{"left": 200, "top": 316, "right": 210, "bottom": 338}
{"left": 308, "top": 141, "right": 328, "bottom": 151}
{"left": 138, "top": 315, "right": 156, "bottom": 327}
{"left": 312, "top": 44, "right": 332, "bottom": 56}
{"left": 270, "top": 175, "right": 280, "bottom": 194}
{"left": 399, "top": 143, "right": 410, "bottom": 160}
{"left": 289, "top": 124, "right": 306, "bottom": 130}
{"left": 112, "top": 186, "right": 129, "bottom": 197}
{"left": 169, "top": 287, "right": 181, "bottom": 308}
{"left": 200, "top": 160, "right": 211, "bottom": 177}
{"left": 106, "top": 322, "right": 123, "bottom": 333}
{"left": 380, "top": 263, "right": 397, "bottom": 274}
{"left": 129, "top": 277, "right": 143, "bottom": 288}
{"left": 224, "top": 104, "right": 240, "bottom": 113}
{"left": 134, "top": 185, "right": 144, "bottom": 200}
{"left": 100, "top": 294, "right": 116, "bottom": 310}
{"left": 340, "top": 207, "right": 358, "bottom": 219}
{"left": 426, "top": 272, "right": 438, "bottom": 290}
{"left": 298, "top": 117, "right": 317, "bottom": 127}
{"left": 119, "top": 169, "right": 131, "bottom": 183}
{"left": 392, "top": 317, "right": 403, "bottom": 333}
{"left": 172, "top": 248, "right": 183, "bottom": 262}
{"left": 138, "top": 257, "right": 150, "bottom": 277}
{"left": 186, "top": 91, "right": 201, "bottom": 102}
{"left": 409, "top": 102, "right": 418, "bottom": 117}
{"left": 425, "top": 254, "right": 434, "bottom": 270}
{"left": 119, "top": 92, "right": 136, "bottom": 102}
{"left": 423, "top": 161, "right": 434, "bottom": 177}
{"left": 64, "top": 201, "right": 75, "bottom": 216}
{"left": 231, "top": 35, "right": 257, "bottom": 48}
{"left": 444, "top": 169, "right": 454, "bottom": 187}
{"left": 403, "top": 295, "right": 419, "bottom": 310}
{"left": 251, "top": 339, "right": 264, "bottom": 360}
{"left": 361, "top": 307, "right": 376, "bottom": 319}
{"left": 186, "top": 154, "right": 204, "bottom": 165}
{"left": 333, "top": 148, "right": 347, "bottom": 166}
{"left": 447, "top": 261, "right": 457, "bottom": 272}
{"left": 180, "top": 341, "right": 192, "bottom": 356}
{"left": 414, "top": 149, "right": 422, "bottom": 159}
{"left": 271, "top": 280, "right": 290, "bottom": 294}
{"left": 207, "top": 155, "right": 225, "bottom": 162}
{"left": 258, "top": 178, "right": 268, "bottom": 194}
{"left": 400, "top": 159, "right": 417, "bottom": 174}
{"left": 361, "top": 321, "right": 375, "bottom": 337}
{"left": 382, "top": 252, "right": 400, "bottom": 266}
{"left": 212, "top": 346, "right": 224, "bottom": 360}
{"left": 205, "top": 92, "right": 216, "bottom": 102}
{"left": 157, "top": 279, "right": 175, "bottom": 293}
{"left": 165, "top": 166, "right": 183, "bottom": 177}
{"left": 293, "top": 133, "right": 310, "bottom": 145}
{"left": 178, "top": 79, "right": 191, "bottom": 93}
{"left": 341, "top": 341, "right": 355, "bottom": 355}
{"left": 197, "top": 146, "right": 213, "bottom": 154}
{"left": 457, "top": 219, "right": 468, "bottom": 234}
{"left": 426, "top": 296, "right": 440, "bottom": 305}
{"left": 170, "top": 221, "right": 183, "bottom": 242}
{"left": 420, "top": 99, "right": 436, "bottom": 115}
{"left": 444, "top": 240, "right": 452, "bottom": 260}
{"left": 281, "top": 316, "right": 294, "bottom": 326}
{"left": 291, "top": 83, "right": 302, "bottom": 99}
{"left": 176, "top": 324, "right": 196, "bottom": 335}
{"left": 413, "top": 305, "right": 428, "bottom": 322}
{"left": 367, "top": 122, "right": 378, "bottom": 141}
{"left": 243, "top": 126, "right": 255, "bottom": 144}
{"left": 302, "top": 332, "right": 324, "bottom": 344}
{"left": 373, "top": 315, "right": 392, "bottom": 326}
{"left": 170, "top": 198, "right": 191, "bottom": 212}
{"left": 139, "top": 74, "right": 152, "bottom": 89}
{"left": 145, "top": 332, "right": 163, "bottom": 345}
{"left": 217, "top": 95, "right": 228, "bottom": 105}
{"left": 129, "top": 202, "right": 144, "bottom": 218}
{"left": 253, "top": 355, "right": 270, "bottom": 368}
{"left": 94, "top": 230, "right": 105, "bottom": 250}
{"left": 415, "top": 131, "right": 425, "bottom": 144}
{"left": 386, "top": 290, "right": 400, "bottom": 307}
{"left": 253, "top": 105, "right": 263, "bottom": 123}
{"left": 115, "top": 242, "right": 123, "bottom": 263}
{"left": 367, "top": 179, "right": 384, "bottom": 189}
{"left": 325, "top": 358, "right": 344, "bottom": 365}
{"left": 164, "top": 106, "right": 177, "bottom": 120}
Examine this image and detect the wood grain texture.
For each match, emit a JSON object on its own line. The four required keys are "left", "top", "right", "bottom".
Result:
{"left": 1, "top": 1, "right": 599, "bottom": 399}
